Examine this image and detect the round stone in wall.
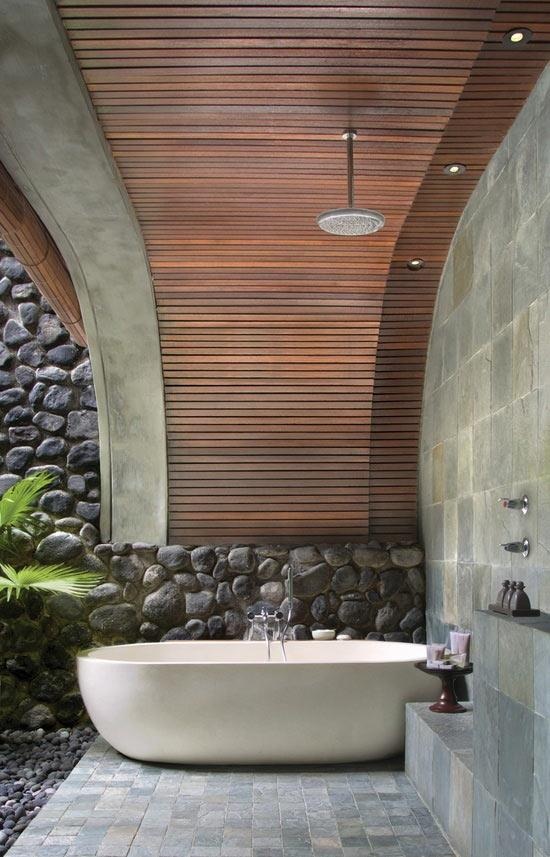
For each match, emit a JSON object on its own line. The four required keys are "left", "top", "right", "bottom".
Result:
{"left": 142, "top": 581, "right": 187, "bottom": 627}
{"left": 228, "top": 546, "right": 255, "bottom": 574}
{"left": 5, "top": 446, "right": 34, "bottom": 472}
{"left": 389, "top": 546, "right": 424, "bottom": 568}
{"left": 207, "top": 615, "right": 225, "bottom": 638}
{"left": 36, "top": 437, "right": 67, "bottom": 459}
{"left": 232, "top": 575, "right": 254, "bottom": 600}
{"left": 311, "top": 594, "right": 329, "bottom": 622}
{"left": 75, "top": 502, "right": 100, "bottom": 523}
{"left": 35, "top": 532, "right": 84, "bottom": 563}
{"left": 32, "top": 411, "right": 66, "bottom": 433}
{"left": 379, "top": 569, "right": 403, "bottom": 598}
{"left": 216, "top": 581, "right": 234, "bottom": 608}
{"left": 0, "top": 473, "right": 21, "bottom": 495}
{"left": 257, "top": 557, "right": 279, "bottom": 580}
{"left": 42, "top": 385, "right": 75, "bottom": 414}
{"left": 67, "top": 440, "right": 99, "bottom": 471}
{"left": 39, "top": 490, "right": 74, "bottom": 515}
{"left": 191, "top": 546, "right": 216, "bottom": 574}
{"left": 332, "top": 565, "right": 358, "bottom": 594}
{"left": 352, "top": 545, "right": 389, "bottom": 569}
{"left": 66, "top": 410, "right": 98, "bottom": 440}
{"left": 291, "top": 562, "right": 331, "bottom": 598}
{"left": 375, "top": 602, "right": 401, "bottom": 634}
{"left": 260, "top": 581, "right": 284, "bottom": 603}
{"left": 185, "top": 590, "right": 215, "bottom": 618}
{"left": 157, "top": 544, "right": 191, "bottom": 572}
{"left": 0, "top": 387, "right": 26, "bottom": 407}
{"left": 71, "top": 359, "right": 93, "bottom": 386}
{"left": 407, "top": 567, "right": 425, "bottom": 593}
{"left": 85, "top": 582, "right": 122, "bottom": 608}
{"left": 337, "top": 600, "right": 372, "bottom": 630}
{"left": 160, "top": 626, "right": 190, "bottom": 641}
{"left": 111, "top": 554, "right": 145, "bottom": 585}
{"left": 47, "top": 344, "right": 78, "bottom": 367}
{"left": 143, "top": 564, "right": 170, "bottom": 591}
{"left": 89, "top": 604, "right": 139, "bottom": 637}
{"left": 17, "top": 342, "right": 46, "bottom": 367}
{"left": 321, "top": 545, "right": 352, "bottom": 568}
{"left": 400, "top": 606, "right": 425, "bottom": 632}
{"left": 3, "top": 319, "right": 32, "bottom": 346}
{"left": 185, "top": 619, "right": 206, "bottom": 639}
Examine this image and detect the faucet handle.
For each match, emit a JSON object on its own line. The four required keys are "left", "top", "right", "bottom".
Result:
{"left": 500, "top": 539, "right": 530, "bottom": 557}
{"left": 498, "top": 495, "right": 529, "bottom": 514}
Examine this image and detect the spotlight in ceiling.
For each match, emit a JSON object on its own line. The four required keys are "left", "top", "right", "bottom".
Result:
{"left": 443, "top": 163, "right": 466, "bottom": 176}
{"left": 502, "top": 27, "right": 533, "bottom": 48}
{"left": 407, "top": 258, "right": 425, "bottom": 271}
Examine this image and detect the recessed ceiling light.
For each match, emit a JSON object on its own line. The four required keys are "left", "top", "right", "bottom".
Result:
{"left": 502, "top": 27, "right": 533, "bottom": 48}
{"left": 443, "top": 163, "right": 466, "bottom": 176}
{"left": 407, "top": 258, "right": 425, "bottom": 271}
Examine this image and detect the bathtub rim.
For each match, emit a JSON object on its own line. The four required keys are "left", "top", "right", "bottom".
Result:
{"left": 77, "top": 639, "right": 427, "bottom": 666}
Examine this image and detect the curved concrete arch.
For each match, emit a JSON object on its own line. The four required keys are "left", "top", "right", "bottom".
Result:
{"left": 0, "top": 0, "right": 168, "bottom": 544}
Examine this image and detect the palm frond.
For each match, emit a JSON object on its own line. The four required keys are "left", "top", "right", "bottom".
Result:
{"left": 0, "top": 473, "right": 54, "bottom": 532}
{"left": 0, "top": 564, "right": 104, "bottom": 601}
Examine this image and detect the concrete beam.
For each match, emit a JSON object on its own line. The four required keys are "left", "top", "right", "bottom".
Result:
{"left": 0, "top": 0, "right": 168, "bottom": 544}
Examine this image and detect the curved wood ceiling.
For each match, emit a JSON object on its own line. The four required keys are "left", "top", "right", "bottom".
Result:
{"left": 0, "top": 163, "right": 85, "bottom": 345}
{"left": 56, "top": 0, "right": 550, "bottom": 543}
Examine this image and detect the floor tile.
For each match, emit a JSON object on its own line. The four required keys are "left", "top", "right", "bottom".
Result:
{"left": 5, "top": 739, "right": 454, "bottom": 857}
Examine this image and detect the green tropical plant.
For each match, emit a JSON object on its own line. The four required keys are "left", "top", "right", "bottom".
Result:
{"left": 0, "top": 470, "right": 53, "bottom": 556}
{"left": 0, "top": 473, "right": 103, "bottom": 601}
{"left": 0, "top": 564, "right": 102, "bottom": 601}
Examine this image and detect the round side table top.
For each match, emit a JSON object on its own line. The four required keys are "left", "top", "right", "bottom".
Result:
{"left": 415, "top": 660, "right": 473, "bottom": 678}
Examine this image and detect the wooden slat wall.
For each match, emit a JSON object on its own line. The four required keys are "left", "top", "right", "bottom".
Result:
{"left": 160, "top": 291, "right": 381, "bottom": 541}
{"left": 55, "top": 0, "right": 547, "bottom": 542}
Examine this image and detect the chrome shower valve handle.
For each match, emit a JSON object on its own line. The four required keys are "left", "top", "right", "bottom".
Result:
{"left": 498, "top": 495, "right": 529, "bottom": 514}
{"left": 500, "top": 539, "right": 530, "bottom": 557}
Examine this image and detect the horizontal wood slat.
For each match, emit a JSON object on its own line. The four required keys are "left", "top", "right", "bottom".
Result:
{"left": 56, "top": 0, "right": 549, "bottom": 542}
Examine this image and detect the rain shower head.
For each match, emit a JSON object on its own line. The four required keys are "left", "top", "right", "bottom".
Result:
{"left": 316, "top": 131, "right": 385, "bottom": 237}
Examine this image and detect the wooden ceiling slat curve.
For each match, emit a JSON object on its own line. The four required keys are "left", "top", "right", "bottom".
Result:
{"left": 56, "top": 0, "right": 549, "bottom": 543}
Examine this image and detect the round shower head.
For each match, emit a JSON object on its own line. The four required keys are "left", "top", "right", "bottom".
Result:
{"left": 317, "top": 130, "right": 385, "bottom": 237}
{"left": 316, "top": 206, "right": 385, "bottom": 236}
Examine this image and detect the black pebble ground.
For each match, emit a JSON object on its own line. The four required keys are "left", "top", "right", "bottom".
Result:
{"left": 0, "top": 726, "right": 96, "bottom": 854}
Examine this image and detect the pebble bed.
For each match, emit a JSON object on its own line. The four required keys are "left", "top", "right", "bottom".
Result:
{"left": 0, "top": 727, "right": 96, "bottom": 854}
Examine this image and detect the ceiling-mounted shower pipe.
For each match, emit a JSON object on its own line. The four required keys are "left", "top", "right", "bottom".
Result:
{"left": 316, "top": 130, "right": 385, "bottom": 237}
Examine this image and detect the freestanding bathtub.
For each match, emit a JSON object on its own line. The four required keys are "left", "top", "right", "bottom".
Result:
{"left": 77, "top": 640, "right": 437, "bottom": 765}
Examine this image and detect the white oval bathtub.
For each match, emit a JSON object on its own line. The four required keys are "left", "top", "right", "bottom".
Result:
{"left": 77, "top": 640, "right": 437, "bottom": 765}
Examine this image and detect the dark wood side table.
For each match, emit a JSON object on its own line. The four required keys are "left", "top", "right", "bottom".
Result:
{"left": 415, "top": 660, "right": 473, "bottom": 713}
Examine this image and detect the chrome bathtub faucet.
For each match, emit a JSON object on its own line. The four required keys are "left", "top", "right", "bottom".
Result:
{"left": 246, "top": 566, "right": 294, "bottom": 663}
{"left": 246, "top": 566, "right": 295, "bottom": 661}
{"left": 246, "top": 608, "right": 278, "bottom": 660}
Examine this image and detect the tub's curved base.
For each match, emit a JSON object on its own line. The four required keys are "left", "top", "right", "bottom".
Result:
{"left": 78, "top": 641, "right": 438, "bottom": 765}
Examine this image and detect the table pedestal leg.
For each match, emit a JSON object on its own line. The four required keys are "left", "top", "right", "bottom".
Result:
{"left": 430, "top": 674, "right": 467, "bottom": 713}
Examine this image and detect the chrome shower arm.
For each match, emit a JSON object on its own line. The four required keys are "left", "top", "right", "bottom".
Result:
{"left": 346, "top": 131, "right": 355, "bottom": 207}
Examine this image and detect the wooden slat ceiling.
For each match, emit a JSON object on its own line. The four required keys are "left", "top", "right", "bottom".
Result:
{"left": 369, "top": 1, "right": 550, "bottom": 539}
{"left": 56, "top": 0, "right": 549, "bottom": 543}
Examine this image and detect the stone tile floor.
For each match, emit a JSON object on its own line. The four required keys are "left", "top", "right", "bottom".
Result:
{"left": 7, "top": 738, "right": 455, "bottom": 857}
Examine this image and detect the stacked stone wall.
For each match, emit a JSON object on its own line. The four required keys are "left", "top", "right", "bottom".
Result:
{"left": 1, "top": 535, "right": 425, "bottom": 728}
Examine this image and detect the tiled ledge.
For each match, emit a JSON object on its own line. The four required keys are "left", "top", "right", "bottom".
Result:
{"left": 473, "top": 609, "right": 550, "bottom": 857}
{"left": 405, "top": 702, "right": 473, "bottom": 857}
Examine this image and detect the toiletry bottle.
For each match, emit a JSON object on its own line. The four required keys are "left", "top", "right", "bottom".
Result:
{"left": 504, "top": 581, "right": 517, "bottom": 612}
{"left": 496, "top": 580, "right": 510, "bottom": 608}
{"left": 510, "top": 581, "right": 531, "bottom": 612}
